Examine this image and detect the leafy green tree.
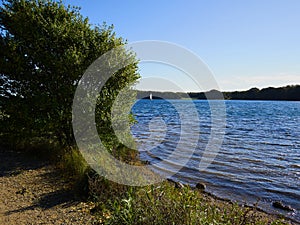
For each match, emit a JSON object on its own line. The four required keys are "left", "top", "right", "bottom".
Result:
{"left": 0, "top": 0, "right": 139, "bottom": 149}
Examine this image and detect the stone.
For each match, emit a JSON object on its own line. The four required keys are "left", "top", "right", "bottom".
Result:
{"left": 167, "top": 178, "right": 185, "bottom": 189}
{"left": 195, "top": 182, "right": 206, "bottom": 190}
{"left": 272, "top": 201, "right": 294, "bottom": 211}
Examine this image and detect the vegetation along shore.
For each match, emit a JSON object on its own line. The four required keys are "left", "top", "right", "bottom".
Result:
{"left": 0, "top": 0, "right": 298, "bottom": 224}
{"left": 0, "top": 148, "right": 294, "bottom": 224}
{"left": 137, "top": 85, "right": 300, "bottom": 101}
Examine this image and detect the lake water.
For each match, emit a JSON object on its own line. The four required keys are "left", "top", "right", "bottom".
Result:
{"left": 131, "top": 100, "right": 300, "bottom": 222}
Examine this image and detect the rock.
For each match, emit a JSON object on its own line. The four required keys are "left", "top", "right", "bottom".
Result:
{"left": 167, "top": 178, "right": 185, "bottom": 189}
{"left": 272, "top": 201, "right": 295, "bottom": 211}
{"left": 143, "top": 160, "right": 150, "bottom": 165}
{"left": 195, "top": 182, "right": 206, "bottom": 191}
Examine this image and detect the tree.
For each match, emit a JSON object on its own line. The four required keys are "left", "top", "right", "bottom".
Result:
{"left": 0, "top": 0, "right": 140, "bottom": 149}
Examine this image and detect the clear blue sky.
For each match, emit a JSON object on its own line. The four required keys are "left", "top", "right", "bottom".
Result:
{"left": 65, "top": 0, "right": 300, "bottom": 92}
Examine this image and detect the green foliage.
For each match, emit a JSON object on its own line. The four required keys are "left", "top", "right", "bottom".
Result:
{"left": 92, "top": 182, "right": 288, "bottom": 225}
{"left": 137, "top": 85, "right": 300, "bottom": 101}
{"left": 193, "top": 85, "right": 300, "bottom": 100}
{"left": 226, "top": 85, "right": 300, "bottom": 101}
{"left": 0, "top": 0, "right": 140, "bottom": 150}
{"left": 59, "top": 146, "right": 88, "bottom": 177}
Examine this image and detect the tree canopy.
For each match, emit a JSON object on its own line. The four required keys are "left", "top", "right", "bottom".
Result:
{"left": 0, "top": 0, "right": 140, "bottom": 149}
{"left": 137, "top": 85, "right": 300, "bottom": 101}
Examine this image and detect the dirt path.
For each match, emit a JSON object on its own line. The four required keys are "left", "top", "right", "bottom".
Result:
{"left": 0, "top": 149, "right": 98, "bottom": 225}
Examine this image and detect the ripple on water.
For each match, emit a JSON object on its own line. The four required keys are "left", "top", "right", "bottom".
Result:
{"left": 132, "top": 100, "right": 300, "bottom": 222}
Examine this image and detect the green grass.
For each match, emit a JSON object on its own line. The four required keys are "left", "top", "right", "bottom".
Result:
{"left": 3, "top": 139, "right": 290, "bottom": 225}
{"left": 88, "top": 180, "right": 289, "bottom": 225}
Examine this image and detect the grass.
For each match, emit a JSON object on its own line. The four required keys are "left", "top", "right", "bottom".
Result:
{"left": 88, "top": 179, "right": 289, "bottom": 225}
{"left": 2, "top": 139, "right": 291, "bottom": 225}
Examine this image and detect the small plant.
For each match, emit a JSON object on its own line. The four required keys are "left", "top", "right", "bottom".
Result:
{"left": 90, "top": 181, "right": 289, "bottom": 225}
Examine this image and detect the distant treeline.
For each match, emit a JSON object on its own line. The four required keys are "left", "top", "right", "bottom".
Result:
{"left": 137, "top": 85, "right": 300, "bottom": 101}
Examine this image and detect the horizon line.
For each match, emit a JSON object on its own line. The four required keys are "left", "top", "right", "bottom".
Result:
{"left": 134, "top": 84, "right": 300, "bottom": 93}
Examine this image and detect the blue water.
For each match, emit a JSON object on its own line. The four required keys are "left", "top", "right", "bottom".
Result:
{"left": 131, "top": 100, "right": 300, "bottom": 222}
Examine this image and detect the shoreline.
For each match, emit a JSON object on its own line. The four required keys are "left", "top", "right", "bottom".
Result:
{"left": 165, "top": 177, "right": 299, "bottom": 225}
{"left": 0, "top": 148, "right": 296, "bottom": 224}
{"left": 136, "top": 84, "right": 300, "bottom": 101}
{"left": 0, "top": 149, "right": 97, "bottom": 224}
{"left": 132, "top": 99, "right": 299, "bottom": 224}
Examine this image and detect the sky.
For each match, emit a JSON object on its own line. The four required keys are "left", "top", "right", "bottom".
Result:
{"left": 64, "top": 0, "right": 300, "bottom": 92}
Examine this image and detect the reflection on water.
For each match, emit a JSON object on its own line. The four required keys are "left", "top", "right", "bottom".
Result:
{"left": 131, "top": 100, "right": 300, "bottom": 222}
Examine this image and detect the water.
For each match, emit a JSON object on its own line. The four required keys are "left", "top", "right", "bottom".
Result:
{"left": 131, "top": 99, "right": 300, "bottom": 222}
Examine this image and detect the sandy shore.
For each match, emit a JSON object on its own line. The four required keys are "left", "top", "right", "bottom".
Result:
{"left": 0, "top": 148, "right": 296, "bottom": 225}
{"left": 0, "top": 149, "right": 98, "bottom": 225}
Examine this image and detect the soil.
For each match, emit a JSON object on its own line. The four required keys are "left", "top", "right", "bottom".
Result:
{"left": 0, "top": 149, "right": 99, "bottom": 225}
